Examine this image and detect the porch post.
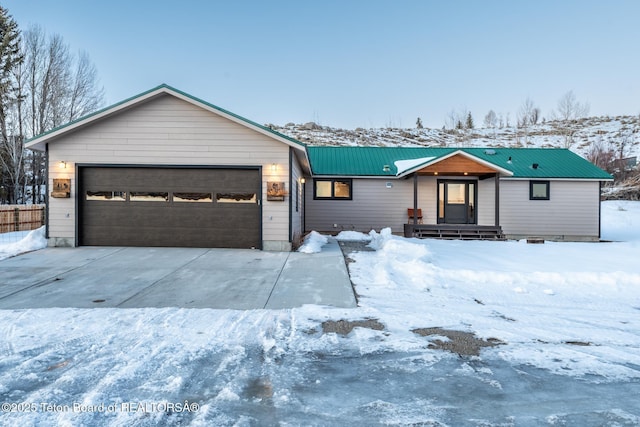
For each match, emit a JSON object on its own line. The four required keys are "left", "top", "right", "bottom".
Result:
{"left": 494, "top": 173, "right": 500, "bottom": 227}
{"left": 413, "top": 173, "right": 418, "bottom": 226}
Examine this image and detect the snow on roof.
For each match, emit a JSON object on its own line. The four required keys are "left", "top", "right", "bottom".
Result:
{"left": 394, "top": 157, "right": 436, "bottom": 176}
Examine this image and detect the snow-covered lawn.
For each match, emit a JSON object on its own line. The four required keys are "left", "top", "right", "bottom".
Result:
{"left": 0, "top": 202, "right": 639, "bottom": 425}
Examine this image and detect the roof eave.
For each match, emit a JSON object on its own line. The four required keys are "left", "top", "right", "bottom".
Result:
{"left": 502, "top": 177, "right": 614, "bottom": 181}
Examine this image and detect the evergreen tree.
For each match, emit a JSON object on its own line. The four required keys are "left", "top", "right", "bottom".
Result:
{"left": 465, "top": 112, "right": 474, "bottom": 129}
{"left": 0, "top": 5, "right": 22, "bottom": 133}
{"left": 0, "top": 6, "right": 24, "bottom": 203}
{"left": 416, "top": 117, "right": 423, "bottom": 129}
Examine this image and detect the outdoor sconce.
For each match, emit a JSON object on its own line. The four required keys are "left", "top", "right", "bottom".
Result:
{"left": 59, "top": 160, "right": 67, "bottom": 169}
{"left": 385, "top": 182, "right": 393, "bottom": 189}
{"left": 300, "top": 178, "right": 306, "bottom": 184}
{"left": 271, "top": 163, "right": 278, "bottom": 173}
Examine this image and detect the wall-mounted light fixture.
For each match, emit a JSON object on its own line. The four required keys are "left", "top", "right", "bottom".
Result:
{"left": 270, "top": 163, "right": 278, "bottom": 173}
{"left": 434, "top": 171, "right": 438, "bottom": 176}
{"left": 300, "top": 177, "right": 306, "bottom": 184}
{"left": 59, "top": 161, "right": 67, "bottom": 169}
{"left": 385, "top": 182, "right": 393, "bottom": 189}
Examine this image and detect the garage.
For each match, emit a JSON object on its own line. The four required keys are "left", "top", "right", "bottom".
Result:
{"left": 78, "top": 166, "right": 261, "bottom": 248}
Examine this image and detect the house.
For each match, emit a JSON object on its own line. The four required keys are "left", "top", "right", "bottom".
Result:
{"left": 305, "top": 146, "right": 613, "bottom": 241}
{"left": 26, "top": 85, "right": 613, "bottom": 249}
{"left": 26, "top": 84, "right": 309, "bottom": 251}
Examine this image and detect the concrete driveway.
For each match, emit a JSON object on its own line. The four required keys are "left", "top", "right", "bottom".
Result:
{"left": 0, "top": 239, "right": 357, "bottom": 309}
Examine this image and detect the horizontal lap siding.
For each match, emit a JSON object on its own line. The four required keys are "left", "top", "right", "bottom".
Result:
{"left": 48, "top": 94, "right": 292, "bottom": 244}
{"left": 305, "top": 178, "right": 437, "bottom": 233}
{"left": 477, "top": 177, "right": 496, "bottom": 226}
{"left": 499, "top": 180, "right": 600, "bottom": 238}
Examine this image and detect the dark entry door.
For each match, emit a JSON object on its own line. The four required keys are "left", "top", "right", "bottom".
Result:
{"left": 438, "top": 180, "right": 476, "bottom": 224}
{"left": 79, "top": 166, "right": 261, "bottom": 248}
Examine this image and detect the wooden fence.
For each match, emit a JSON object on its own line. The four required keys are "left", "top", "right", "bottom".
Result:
{"left": 0, "top": 205, "right": 46, "bottom": 233}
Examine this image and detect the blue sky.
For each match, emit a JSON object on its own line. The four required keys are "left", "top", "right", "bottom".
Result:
{"left": 4, "top": 0, "right": 640, "bottom": 129}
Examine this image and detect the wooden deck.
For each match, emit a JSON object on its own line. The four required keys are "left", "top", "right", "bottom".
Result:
{"left": 404, "top": 224, "right": 505, "bottom": 240}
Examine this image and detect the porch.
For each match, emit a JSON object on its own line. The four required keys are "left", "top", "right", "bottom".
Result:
{"left": 405, "top": 151, "right": 511, "bottom": 241}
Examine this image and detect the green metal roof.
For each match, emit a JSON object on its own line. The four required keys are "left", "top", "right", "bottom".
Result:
{"left": 25, "top": 84, "right": 306, "bottom": 149}
{"left": 307, "top": 146, "right": 613, "bottom": 180}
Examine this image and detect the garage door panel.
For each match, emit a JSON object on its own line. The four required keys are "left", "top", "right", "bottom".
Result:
{"left": 79, "top": 167, "right": 261, "bottom": 248}
{"left": 82, "top": 226, "right": 257, "bottom": 248}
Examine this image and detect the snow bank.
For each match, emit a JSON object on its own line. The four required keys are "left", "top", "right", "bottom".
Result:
{"left": 297, "top": 231, "right": 329, "bottom": 253}
{"left": 0, "top": 226, "right": 47, "bottom": 260}
{"left": 335, "top": 230, "right": 372, "bottom": 241}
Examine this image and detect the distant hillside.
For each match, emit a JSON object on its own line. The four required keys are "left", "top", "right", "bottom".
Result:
{"left": 272, "top": 115, "right": 640, "bottom": 160}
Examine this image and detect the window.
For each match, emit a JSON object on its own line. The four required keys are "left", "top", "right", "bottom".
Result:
{"left": 130, "top": 192, "right": 169, "bottom": 202}
{"left": 216, "top": 193, "right": 257, "bottom": 203}
{"left": 530, "top": 181, "right": 550, "bottom": 200}
{"left": 313, "top": 179, "right": 352, "bottom": 200}
{"left": 173, "top": 192, "right": 212, "bottom": 203}
{"left": 86, "top": 191, "right": 126, "bottom": 201}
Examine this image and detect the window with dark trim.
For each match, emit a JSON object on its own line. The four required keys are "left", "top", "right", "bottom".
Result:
{"left": 313, "top": 179, "right": 352, "bottom": 200}
{"left": 530, "top": 180, "right": 550, "bottom": 200}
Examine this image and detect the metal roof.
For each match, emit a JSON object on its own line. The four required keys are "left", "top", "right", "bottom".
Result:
{"left": 307, "top": 146, "right": 613, "bottom": 180}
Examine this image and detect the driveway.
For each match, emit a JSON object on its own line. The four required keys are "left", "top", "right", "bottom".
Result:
{"left": 0, "top": 239, "right": 357, "bottom": 309}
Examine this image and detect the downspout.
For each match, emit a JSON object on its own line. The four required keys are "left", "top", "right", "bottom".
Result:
{"left": 598, "top": 181, "right": 602, "bottom": 240}
{"left": 494, "top": 173, "right": 500, "bottom": 227}
{"left": 302, "top": 179, "right": 306, "bottom": 234}
{"left": 45, "top": 143, "right": 50, "bottom": 240}
{"left": 413, "top": 173, "right": 418, "bottom": 227}
{"left": 288, "top": 148, "right": 293, "bottom": 244}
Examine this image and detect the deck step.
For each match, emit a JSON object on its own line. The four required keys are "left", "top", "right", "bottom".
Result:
{"left": 404, "top": 224, "right": 505, "bottom": 241}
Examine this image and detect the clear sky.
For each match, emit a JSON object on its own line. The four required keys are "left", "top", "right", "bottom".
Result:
{"left": 4, "top": 0, "right": 640, "bottom": 129}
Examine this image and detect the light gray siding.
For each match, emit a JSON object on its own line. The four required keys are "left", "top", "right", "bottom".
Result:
{"left": 305, "top": 178, "right": 411, "bottom": 234}
{"left": 304, "top": 175, "right": 504, "bottom": 234}
{"left": 499, "top": 179, "right": 601, "bottom": 240}
{"left": 477, "top": 177, "right": 496, "bottom": 226}
{"left": 47, "top": 94, "right": 299, "bottom": 249}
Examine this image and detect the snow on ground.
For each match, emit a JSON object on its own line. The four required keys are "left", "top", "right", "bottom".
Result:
{"left": 0, "top": 226, "right": 47, "bottom": 261}
{"left": 297, "top": 231, "right": 329, "bottom": 253}
{"left": 1, "top": 204, "right": 639, "bottom": 425}
{"left": 601, "top": 200, "right": 640, "bottom": 242}
{"left": 273, "top": 115, "right": 640, "bottom": 160}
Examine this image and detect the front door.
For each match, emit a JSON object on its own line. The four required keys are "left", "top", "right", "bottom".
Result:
{"left": 438, "top": 180, "right": 476, "bottom": 224}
